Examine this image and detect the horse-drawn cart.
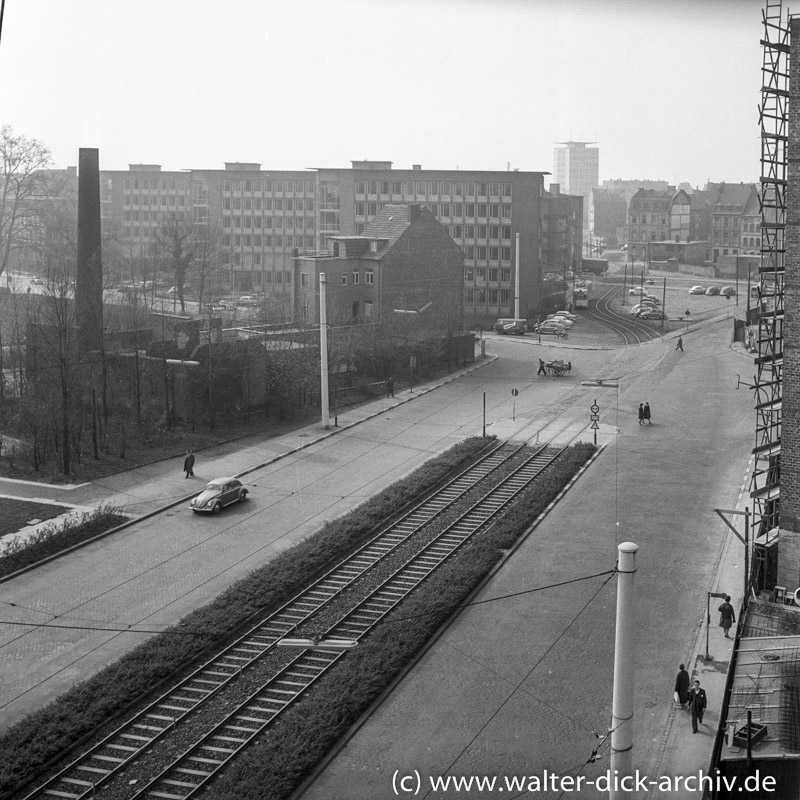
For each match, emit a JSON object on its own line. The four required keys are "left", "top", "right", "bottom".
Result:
{"left": 545, "top": 359, "right": 571, "bottom": 376}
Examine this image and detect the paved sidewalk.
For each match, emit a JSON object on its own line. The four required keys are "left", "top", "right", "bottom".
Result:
{"left": 0, "top": 356, "right": 498, "bottom": 539}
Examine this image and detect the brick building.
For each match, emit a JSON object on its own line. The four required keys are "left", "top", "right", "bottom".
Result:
{"left": 296, "top": 204, "right": 463, "bottom": 328}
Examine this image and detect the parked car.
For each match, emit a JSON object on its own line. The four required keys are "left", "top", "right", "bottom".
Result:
{"left": 547, "top": 316, "right": 573, "bottom": 328}
{"left": 553, "top": 311, "right": 577, "bottom": 322}
{"left": 645, "top": 278, "right": 655, "bottom": 285}
{"left": 30, "top": 277, "right": 43, "bottom": 285}
{"left": 630, "top": 304, "right": 644, "bottom": 315}
{"left": 638, "top": 308, "right": 666, "bottom": 320}
{"left": 493, "top": 318, "right": 528, "bottom": 335}
{"left": 629, "top": 287, "right": 647, "bottom": 296}
{"left": 189, "top": 477, "right": 249, "bottom": 514}
{"left": 236, "top": 295, "right": 260, "bottom": 306}
{"left": 641, "top": 296, "right": 661, "bottom": 306}
{"left": 705, "top": 286, "right": 720, "bottom": 296}
{"left": 688, "top": 286, "right": 705, "bottom": 294}
{"left": 620, "top": 244, "right": 628, "bottom": 251}
{"left": 721, "top": 286, "right": 737, "bottom": 297}
{"left": 534, "top": 320, "right": 568, "bottom": 337}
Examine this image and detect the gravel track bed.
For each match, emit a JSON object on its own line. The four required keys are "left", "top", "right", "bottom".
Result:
{"left": 16, "top": 444, "right": 546, "bottom": 800}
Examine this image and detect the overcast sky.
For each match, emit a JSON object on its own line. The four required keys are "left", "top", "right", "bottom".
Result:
{"left": 0, "top": 0, "right": 764, "bottom": 187}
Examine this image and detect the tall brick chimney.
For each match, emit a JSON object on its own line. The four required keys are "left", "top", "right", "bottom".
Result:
{"left": 76, "top": 148, "right": 103, "bottom": 353}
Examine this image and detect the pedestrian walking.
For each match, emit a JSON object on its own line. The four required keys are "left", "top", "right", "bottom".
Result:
{"left": 386, "top": 376, "right": 395, "bottom": 398}
{"left": 674, "top": 663, "right": 690, "bottom": 709}
{"left": 718, "top": 595, "right": 736, "bottom": 638}
{"left": 183, "top": 450, "right": 195, "bottom": 478}
{"left": 676, "top": 336, "right": 684, "bottom": 352}
{"left": 537, "top": 359, "right": 547, "bottom": 376}
{"left": 644, "top": 402, "right": 652, "bottom": 425}
{"left": 688, "top": 680, "right": 707, "bottom": 733}
{"left": 638, "top": 403, "right": 645, "bottom": 425}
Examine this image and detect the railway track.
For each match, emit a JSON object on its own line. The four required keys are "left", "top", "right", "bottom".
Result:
{"left": 583, "top": 284, "right": 664, "bottom": 345}
{"left": 21, "top": 440, "right": 564, "bottom": 800}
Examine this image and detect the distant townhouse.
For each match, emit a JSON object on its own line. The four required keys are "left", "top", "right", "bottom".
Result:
{"left": 627, "top": 188, "right": 675, "bottom": 261}
{"left": 711, "top": 182, "right": 759, "bottom": 262}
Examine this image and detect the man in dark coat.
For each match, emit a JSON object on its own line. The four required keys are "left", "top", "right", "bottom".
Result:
{"left": 537, "top": 359, "right": 547, "bottom": 376}
{"left": 183, "top": 450, "right": 195, "bottom": 478}
{"left": 638, "top": 404, "right": 645, "bottom": 425}
{"left": 688, "top": 679, "right": 707, "bottom": 733}
{"left": 644, "top": 402, "right": 652, "bottom": 424}
{"left": 386, "top": 377, "right": 395, "bottom": 398}
{"left": 718, "top": 595, "right": 735, "bottom": 638}
{"left": 674, "top": 663, "right": 690, "bottom": 709}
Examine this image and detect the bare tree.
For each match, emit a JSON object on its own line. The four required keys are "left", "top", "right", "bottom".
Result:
{"left": 190, "top": 223, "right": 222, "bottom": 310}
{"left": 156, "top": 214, "right": 195, "bottom": 313}
{"left": 0, "top": 125, "right": 53, "bottom": 280}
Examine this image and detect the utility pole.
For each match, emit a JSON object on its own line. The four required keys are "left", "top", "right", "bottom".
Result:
{"left": 514, "top": 232, "right": 521, "bottom": 319}
{"left": 319, "top": 273, "right": 329, "bottom": 429}
{"left": 610, "top": 542, "right": 638, "bottom": 800}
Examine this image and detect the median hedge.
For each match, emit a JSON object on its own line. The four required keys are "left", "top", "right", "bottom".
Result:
{"left": 208, "top": 442, "right": 597, "bottom": 800}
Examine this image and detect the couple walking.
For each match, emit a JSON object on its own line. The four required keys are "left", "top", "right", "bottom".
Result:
{"left": 674, "top": 665, "right": 708, "bottom": 733}
{"left": 638, "top": 402, "right": 652, "bottom": 425}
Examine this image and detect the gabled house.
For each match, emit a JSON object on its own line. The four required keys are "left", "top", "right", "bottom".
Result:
{"left": 296, "top": 203, "right": 463, "bottom": 330}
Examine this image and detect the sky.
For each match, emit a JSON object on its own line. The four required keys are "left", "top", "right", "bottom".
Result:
{"left": 0, "top": 0, "right": 765, "bottom": 188}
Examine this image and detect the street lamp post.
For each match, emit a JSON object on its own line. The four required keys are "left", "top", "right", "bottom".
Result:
{"left": 705, "top": 592, "right": 728, "bottom": 660}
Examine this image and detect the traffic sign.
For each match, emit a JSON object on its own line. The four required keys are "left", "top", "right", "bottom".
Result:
{"left": 590, "top": 421, "right": 600, "bottom": 429}
{"left": 590, "top": 403, "right": 599, "bottom": 413}
{"left": 512, "top": 388, "right": 519, "bottom": 396}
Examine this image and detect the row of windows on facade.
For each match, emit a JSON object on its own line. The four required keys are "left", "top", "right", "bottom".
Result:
{"left": 221, "top": 270, "right": 293, "bottom": 286}
{"left": 354, "top": 180, "right": 514, "bottom": 199}
{"left": 464, "top": 288, "right": 512, "bottom": 304}
{"left": 465, "top": 268, "right": 513, "bottom": 283}
{"left": 223, "top": 217, "right": 315, "bottom": 230}
{"left": 356, "top": 202, "right": 512, "bottom": 222}
{"left": 630, "top": 215, "right": 668, "bottom": 225}
{"left": 223, "top": 179, "right": 315, "bottom": 194}
{"left": 713, "top": 232, "right": 762, "bottom": 246}
{"left": 299, "top": 271, "right": 376, "bottom": 288}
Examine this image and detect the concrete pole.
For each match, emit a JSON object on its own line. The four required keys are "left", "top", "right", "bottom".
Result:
{"left": 610, "top": 541, "right": 638, "bottom": 800}
{"left": 319, "top": 273, "right": 330, "bottom": 429}
{"left": 514, "top": 232, "right": 521, "bottom": 319}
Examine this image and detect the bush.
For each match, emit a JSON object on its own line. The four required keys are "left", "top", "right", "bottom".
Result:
{"left": 0, "top": 505, "right": 128, "bottom": 580}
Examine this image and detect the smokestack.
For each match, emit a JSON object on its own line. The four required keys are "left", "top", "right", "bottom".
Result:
{"left": 76, "top": 148, "right": 103, "bottom": 353}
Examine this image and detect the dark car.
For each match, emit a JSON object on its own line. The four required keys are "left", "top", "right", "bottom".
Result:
{"left": 190, "top": 477, "right": 248, "bottom": 513}
{"left": 705, "top": 286, "right": 720, "bottom": 296}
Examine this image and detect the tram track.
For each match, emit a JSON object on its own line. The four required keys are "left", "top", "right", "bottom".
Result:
{"left": 19, "top": 441, "right": 566, "bottom": 800}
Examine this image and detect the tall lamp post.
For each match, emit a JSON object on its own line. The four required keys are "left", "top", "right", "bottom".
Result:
{"left": 319, "top": 272, "right": 330, "bottom": 429}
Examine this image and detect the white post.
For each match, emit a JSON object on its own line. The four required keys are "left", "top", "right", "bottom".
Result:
{"left": 319, "top": 273, "right": 330, "bottom": 429}
{"left": 514, "top": 232, "right": 521, "bottom": 319}
{"left": 610, "top": 541, "right": 638, "bottom": 800}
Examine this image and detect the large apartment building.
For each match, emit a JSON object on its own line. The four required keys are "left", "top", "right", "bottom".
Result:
{"left": 21, "top": 159, "right": 588, "bottom": 322}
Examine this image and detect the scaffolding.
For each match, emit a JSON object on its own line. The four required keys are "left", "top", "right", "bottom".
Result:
{"left": 751, "top": 0, "right": 788, "bottom": 549}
